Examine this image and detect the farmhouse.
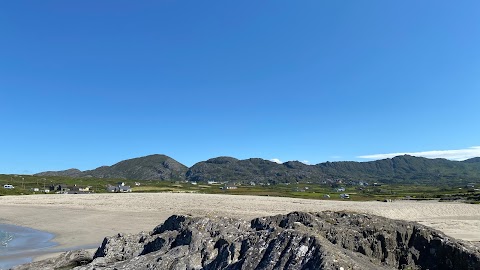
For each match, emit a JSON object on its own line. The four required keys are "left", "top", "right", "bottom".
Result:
{"left": 107, "top": 183, "right": 132, "bottom": 193}
{"left": 50, "top": 184, "right": 70, "bottom": 193}
{"left": 221, "top": 184, "right": 238, "bottom": 190}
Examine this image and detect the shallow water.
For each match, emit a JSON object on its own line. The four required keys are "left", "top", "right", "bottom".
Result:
{"left": 0, "top": 224, "right": 57, "bottom": 270}
{"left": 0, "top": 230, "right": 14, "bottom": 247}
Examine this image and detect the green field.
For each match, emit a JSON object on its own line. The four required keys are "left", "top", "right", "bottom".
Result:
{"left": 0, "top": 174, "right": 479, "bottom": 203}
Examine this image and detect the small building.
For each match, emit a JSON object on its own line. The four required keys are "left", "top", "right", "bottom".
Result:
{"left": 51, "top": 184, "right": 70, "bottom": 193}
{"left": 118, "top": 185, "right": 132, "bottom": 192}
{"left": 106, "top": 184, "right": 132, "bottom": 193}
{"left": 77, "top": 186, "right": 92, "bottom": 192}
{"left": 221, "top": 184, "right": 237, "bottom": 190}
{"left": 336, "top": 187, "right": 346, "bottom": 192}
{"left": 340, "top": 193, "right": 350, "bottom": 199}
{"left": 3, "top": 184, "right": 14, "bottom": 189}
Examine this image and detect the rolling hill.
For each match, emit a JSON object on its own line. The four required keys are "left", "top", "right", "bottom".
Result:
{"left": 36, "top": 154, "right": 480, "bottom": 185}
{"left": 35, "top": 154, "right": 187, "bottom": 181}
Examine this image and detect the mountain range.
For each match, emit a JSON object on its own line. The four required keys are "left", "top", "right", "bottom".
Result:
{"left": 35, "top": 154, "right": 480, "bottom": 185}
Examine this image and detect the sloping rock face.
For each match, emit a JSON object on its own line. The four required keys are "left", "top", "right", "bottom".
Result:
{"left": 19, "top": 212, "right": 480, "bottom": 270}
{"left": 12, "top": 250, "right": 93, "bottom": 270}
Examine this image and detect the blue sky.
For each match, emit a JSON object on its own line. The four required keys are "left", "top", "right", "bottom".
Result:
{"left": 1, "top": 1, "right": 479, "bottom": 174}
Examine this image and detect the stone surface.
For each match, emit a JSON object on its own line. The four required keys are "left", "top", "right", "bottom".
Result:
{"left": 12, "top": 250, "right": 93, "bottom": 270}
{"left": 17, "top": 211, "right": 480, "bottom": 269}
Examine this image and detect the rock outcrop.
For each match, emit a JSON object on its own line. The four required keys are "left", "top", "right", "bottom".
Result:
{"left": 12, "top": 250, "right": 93, "bottom": 270}
{"left": 17, "top": 212, "right": 480, "bottom": 269}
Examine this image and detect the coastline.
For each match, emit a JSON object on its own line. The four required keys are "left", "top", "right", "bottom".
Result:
{"left": 0, "top": 224, "right": 56, "bottom": 270}
{"left": 0, "top": 193, "right": 479, "bottom": 267}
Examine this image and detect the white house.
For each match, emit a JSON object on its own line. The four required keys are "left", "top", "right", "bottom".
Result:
{"left": 107, "top": 184, "right": 132, "bottom": 193}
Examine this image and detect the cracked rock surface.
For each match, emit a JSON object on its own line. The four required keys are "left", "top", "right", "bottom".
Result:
{"left": 16, "top": 211, "right": 480, "bottom": 270}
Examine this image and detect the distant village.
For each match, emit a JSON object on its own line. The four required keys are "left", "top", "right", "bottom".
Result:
{"left": 2, "top": 181, "right": 140, "bottom": 194}
{"left": 2, "top": 177, "right": 478, "bottom": 202}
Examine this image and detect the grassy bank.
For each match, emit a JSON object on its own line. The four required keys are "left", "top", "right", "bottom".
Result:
{"left": 1, "top": 174, "right": 479, "bottom": 202}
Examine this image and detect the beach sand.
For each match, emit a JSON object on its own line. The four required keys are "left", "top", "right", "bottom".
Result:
{"left": 0, "top": 193, "right": 479, "bottom": 264}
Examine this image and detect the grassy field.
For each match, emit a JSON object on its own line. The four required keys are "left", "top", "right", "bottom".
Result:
{"left": 0, "top": 174, "right": 479, "bottom": 202}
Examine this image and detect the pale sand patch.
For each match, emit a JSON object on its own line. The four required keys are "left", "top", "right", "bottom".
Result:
{"left": 0, "top": 193, "right": 479, "bottom": 261}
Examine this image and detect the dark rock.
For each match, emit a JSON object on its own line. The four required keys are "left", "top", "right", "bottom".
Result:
{"left": 22, "top": 211, "right": 479, "bottom": 270}
{"left": 12, "top": 249, "right": 93, "bottom": 270}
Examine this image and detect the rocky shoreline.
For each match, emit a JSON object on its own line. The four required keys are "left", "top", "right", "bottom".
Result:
{"left": 14, "top": 211, "right": 480, "bottom": 270}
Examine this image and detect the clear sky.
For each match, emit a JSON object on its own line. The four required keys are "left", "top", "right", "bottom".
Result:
{"left": 1, "top": 1, "right": 479, "bottom": 174}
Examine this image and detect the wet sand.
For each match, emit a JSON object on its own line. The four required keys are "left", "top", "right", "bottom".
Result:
{"left": 0, "top": 224, "right": 56, "bottom": 269}
{"left": 0, "top": 193, "right": 479, "bottom": 265}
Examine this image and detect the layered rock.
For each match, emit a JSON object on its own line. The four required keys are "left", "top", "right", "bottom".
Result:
{"left": 12, "top": 250, "right": 93, "bottom": 270}
{"left": 17, "top": 212, "right": 480, "bottom": 269}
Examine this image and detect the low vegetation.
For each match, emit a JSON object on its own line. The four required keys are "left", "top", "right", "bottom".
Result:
{"left": 1, "top": 174, "right": 478, "bottom": 203}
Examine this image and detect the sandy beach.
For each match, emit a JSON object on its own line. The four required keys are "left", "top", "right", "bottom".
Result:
{"left": 1, "top": 193, "right": 479, "bottom": 265}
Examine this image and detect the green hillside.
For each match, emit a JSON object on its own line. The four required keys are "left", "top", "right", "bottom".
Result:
{"left": 34, "top": 154, "right": 480, "bottom": 185}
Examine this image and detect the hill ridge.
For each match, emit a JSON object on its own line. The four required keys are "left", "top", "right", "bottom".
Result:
{"left": 35, "top": 154, "right": 480, "bottom": 185}
{"left": 36, "top": 154, "right": 187, "bottom": 181}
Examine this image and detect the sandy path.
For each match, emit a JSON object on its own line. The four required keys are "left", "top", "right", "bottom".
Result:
{"left": 1, "top": 193, "right": 479, "bottom": 255}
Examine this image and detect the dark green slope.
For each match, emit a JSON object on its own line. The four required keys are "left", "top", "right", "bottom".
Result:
{"left": 36, "top": 154, "right": 480, "bottom": 185}
{"left": 35, "top": 168, "right": 83, "bottom": 178}
{"left": 186, "top": 157, "right": 325, "bottom": 184}
{"left": 186, "top": 155, "right": 480, "bottom": 185}
{"left": 35, "top": 154, "right": 188, "bottom": 181}
{"left": 313, "top": 155, "right": 472, "bottom": 183}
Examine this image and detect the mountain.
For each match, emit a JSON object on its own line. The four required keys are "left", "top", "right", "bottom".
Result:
{"left": 186, "top": 155, "right": 480, "bottom": 185}
{"left": 35, "top": 154, "right": 187, "bottom": 181}
{"left": 463, "top": 157, "right": 480, "bottom": 163}
{"left": 36, "top": 154, "right": 480, "bottom": 185}
{"left": 35, "top": 168, "right": 83, "bottom": 178}
{"left": 186, "top": 157, "right": 325, "bottom": 183}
